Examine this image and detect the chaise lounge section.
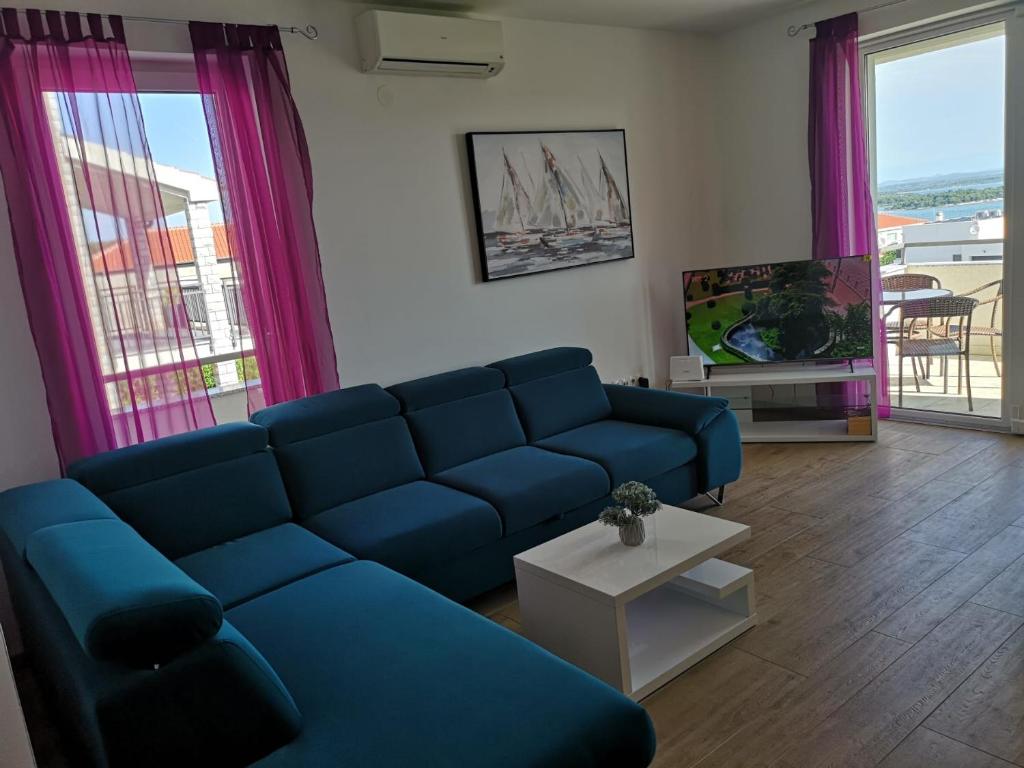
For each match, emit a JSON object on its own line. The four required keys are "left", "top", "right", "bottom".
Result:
{"left": 0, "top": 347, "right": 741, "bottom": 767}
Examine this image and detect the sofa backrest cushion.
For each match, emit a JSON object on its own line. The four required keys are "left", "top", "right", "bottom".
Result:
{"left": 68, "top": 423, "right": 291, "bottom": 559}
{"left": 388, "top": 367, "right": 506, "bottom": 412}
{"left": 389, "top": 368, "right": 525, "bottom": 475}
{"left": 26, "top": 518, "right": 223, "bottom": 667}
{"left": 489, "top": 348, "right": 612, "bottom": 441}
{"left": 252, "top": 385, "right": 424, "bottom": 518}
{"left": 251, "top": 384, "right": 398, "bottom": 445}
{"left": 488, "top": 347, "right": 594, "bottom": 386}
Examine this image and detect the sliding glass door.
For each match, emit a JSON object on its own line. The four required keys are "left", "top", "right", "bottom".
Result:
{"left": 865, "top": 19, "right": 1009, "bottom": 427}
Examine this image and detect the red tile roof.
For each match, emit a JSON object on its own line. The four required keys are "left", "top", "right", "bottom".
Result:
{"left": 90, "top": 224, "right": 230, "bottom": 272}
{"left": 877, "top": 213, "right": 927, "bottom": 229}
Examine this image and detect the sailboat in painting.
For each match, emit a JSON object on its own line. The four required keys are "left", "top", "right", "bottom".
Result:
{"left": 531, "top": 143, "right": 593, "bottom": 249}
{"left": 594, "top": 152, "right": 632, "bottom": 241}
{"left": 468, "top": 130, "right": 634, "bottom": 280}
{"left": 494, "top": 149, "right": 541, "bottom": 248}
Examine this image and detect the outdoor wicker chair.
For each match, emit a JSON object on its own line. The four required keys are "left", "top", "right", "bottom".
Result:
{"left": 930, "top": 280, "right": 1003, "bottom": 377}
{"left": 896, "top": 295, "right": 979, "bottom": 412}
{"left": 881, "top": 273, "right": 942, "bottom": 343}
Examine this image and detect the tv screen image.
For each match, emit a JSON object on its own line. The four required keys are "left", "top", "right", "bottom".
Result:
{"left": 683, "top": 255, "right": 874, "bottom": 366}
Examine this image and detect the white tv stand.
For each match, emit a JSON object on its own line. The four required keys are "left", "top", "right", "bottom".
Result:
{"left": 669, "top": 365, "right": 878, "bottom": 443}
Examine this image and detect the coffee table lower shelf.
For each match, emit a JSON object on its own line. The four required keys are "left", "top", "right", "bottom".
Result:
{"left": 515, "top": 558, "right": 757, "bottom": 701}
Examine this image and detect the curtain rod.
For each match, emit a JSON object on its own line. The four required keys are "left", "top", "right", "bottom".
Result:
{"left": 122, "top": 15, "right": 318, "bottom": 40}
{"left": 787, "top": 0, "right": 911, "bottom": 36}
{"left": 8, "top": 10, "right": 319, "bottom": 39}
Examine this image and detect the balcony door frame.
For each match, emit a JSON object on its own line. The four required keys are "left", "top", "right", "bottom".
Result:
{"left": 861, "top": 7, "right": 1018, "bottom": 433}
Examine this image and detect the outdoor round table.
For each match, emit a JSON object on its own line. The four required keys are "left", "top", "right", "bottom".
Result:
{"left": 882, "top": 288, "right": 952, "bottom": 305}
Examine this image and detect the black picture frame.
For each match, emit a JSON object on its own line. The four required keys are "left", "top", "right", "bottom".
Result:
{"left": 465, "top": 129, "right": 635, "bottom": 282}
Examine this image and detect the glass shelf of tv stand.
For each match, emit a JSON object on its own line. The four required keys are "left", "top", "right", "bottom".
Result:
{"left": 668, "top": 365, "right": 878, "bottom": 443}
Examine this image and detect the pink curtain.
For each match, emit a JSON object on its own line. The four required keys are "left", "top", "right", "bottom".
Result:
{"left": 808, "top": 12, "right": 890, "bottom": 417}
{"left": 189, "top": 22, "right": 339, "bottom": 411}
{"left": 0, "top": 10, "right": 215, "bottom": 469}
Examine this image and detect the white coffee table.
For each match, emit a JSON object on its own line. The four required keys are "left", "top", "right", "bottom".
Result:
{"left": 514, "top": 505, "right": 756, "bottom": 700}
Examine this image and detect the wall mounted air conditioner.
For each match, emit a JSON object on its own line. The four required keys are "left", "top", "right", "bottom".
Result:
{"left": 356, "top": 10, "right": 504, "bottom": 78}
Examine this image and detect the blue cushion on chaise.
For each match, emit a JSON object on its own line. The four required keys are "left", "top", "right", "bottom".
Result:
{"left": 230, "top": 562, "right": 656, "bottom": 768}
{"left": 536, "top": 419, "right": 699, "bottom": 486}
{"left": 175, "top": 523, "right": 355, "bottom": 609}
{"left": 389, "top": 366, "right": 610, "bottom": 533}
{"left": 304, "top": 481, "right": 501, "bottom": 577}
{"left": 433, "top": 446, "right": 610, "bottom": 534}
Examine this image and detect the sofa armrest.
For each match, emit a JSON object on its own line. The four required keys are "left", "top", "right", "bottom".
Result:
{"left": 603, "top": 385, "right": 729, "bottom": 435}
{"left": 692, "top": 409, "right": 743, "bottom": 491}
{"left": 604, "top": 385, "right": 742, "bottom": 492}
{"left": 99, "top": 621, "right": 302, "bottom": 768}
{"left": 26, "top": 519, "right": 223, "bottom": 668}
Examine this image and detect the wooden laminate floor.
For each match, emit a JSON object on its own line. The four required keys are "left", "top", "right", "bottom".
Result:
{"left": 479, "top": 420, "right": 1024, "bottom": 768}
{"left": 14, "top": 421, "right": 1024, "bottom": 767}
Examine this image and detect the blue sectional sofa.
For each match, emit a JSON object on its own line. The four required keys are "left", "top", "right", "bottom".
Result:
{"left": 0, "top": 347, "right": 741, "bottom": 767}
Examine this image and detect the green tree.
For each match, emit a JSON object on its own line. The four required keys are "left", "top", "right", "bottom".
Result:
{"left": 755, "top": 261, "right": 836, "bottom": 358}
{"left": 201, "top": 363, "right": 217, "bottom": 389}
{"left": 829, "top": 302, "right": 873, "bottom": 358}
{"left": 236, "top": 356, "right": 260, "bottom": 383}
{"left": 877, "top": 185, "right": 1003, "bottom": 211}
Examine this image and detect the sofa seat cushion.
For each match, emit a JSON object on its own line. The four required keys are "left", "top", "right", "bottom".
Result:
{"left": 434, "top": 447, "right": 609, "bottom": 535}
{"left": 536, "top": 420, "right": 699, "bottom": 486}
{"left": 228, "top": 563, "right": 656, "bottom": 768}
{"left": 304, "top": 481, "right": 501, "bottom": 577}
{"left": 176, "top": 524, "right": 354, "bottom": 609}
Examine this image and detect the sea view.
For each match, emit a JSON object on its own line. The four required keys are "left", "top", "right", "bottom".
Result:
{"left": 877, "top": 169, "right": 1004, "bottom": 222}
{"left": 882, "top": 198, "right": 1004, "bottom": 222}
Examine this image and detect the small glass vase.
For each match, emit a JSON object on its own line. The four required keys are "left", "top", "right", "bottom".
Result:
{"left": 619, "top": 518, "right": 646, "bottom": 546}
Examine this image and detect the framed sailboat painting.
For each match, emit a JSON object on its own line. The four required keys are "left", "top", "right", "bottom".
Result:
{"left": 466, "top": 130, "right": 634, "bottom": 281}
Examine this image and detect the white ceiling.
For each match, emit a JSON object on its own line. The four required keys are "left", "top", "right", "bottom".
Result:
{"left": 358, "top": 0, "right": 812, "bottom": 32}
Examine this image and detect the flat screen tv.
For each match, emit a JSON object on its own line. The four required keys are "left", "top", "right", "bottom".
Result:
{"left": 683, "top": 255, "right": 874, "bottom": 366}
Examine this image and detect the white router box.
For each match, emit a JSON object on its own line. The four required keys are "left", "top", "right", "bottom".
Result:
{"left": 670, "top": 355, "right": 705, "bottom": 382}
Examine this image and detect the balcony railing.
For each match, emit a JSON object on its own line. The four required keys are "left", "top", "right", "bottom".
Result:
{"left": 222, "top": 281, "right": 250, "bottom": 347}
{"left": 98, "top": 285, "right": 212, "bottom": 357}
{"left": 181, "top": 285, "right": 210, "bottom": 340}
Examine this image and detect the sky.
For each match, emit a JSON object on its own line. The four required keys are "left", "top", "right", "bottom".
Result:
{"left": 874, "top": 33, "right": 1004, "bottom": 183}
{"left": 138, "top": 93, "right": 216, "bottom": 179}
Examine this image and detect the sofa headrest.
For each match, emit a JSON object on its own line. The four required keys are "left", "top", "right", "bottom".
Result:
{"left": 26, "top": 518, "right": 223, "bottom": 667}
{"left": 0, "top": 479, "right": 117, "bottom": 557}
{"left": 388, "top": 367, "right": 506, "bottom": 412}
{"left": 68, "top": 423, "right": 269, "bottom": 495}
{"left": 251, "top": 384, "right": 399, "bottom": 446}
{"left": 488, "top": 347, "right": 593, "bottom": 386}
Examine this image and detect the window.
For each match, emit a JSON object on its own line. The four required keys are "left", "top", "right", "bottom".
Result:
{"left": 867, "top": 21, "right": 1006, "bottom": 421}
{"left": 48, "top": 87, "right": 258, "bottom": 413}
